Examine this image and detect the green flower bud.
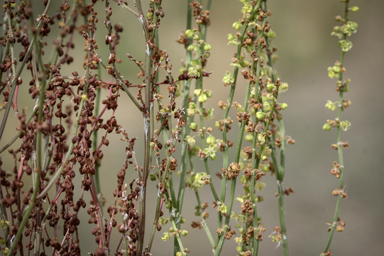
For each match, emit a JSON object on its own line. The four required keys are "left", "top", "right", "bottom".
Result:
{"left": 236, "top": 246, "right": 242, "bottom": 253}
{"left": 267, "top": 83, "right": 275, "bottom": 92}
{"left": 186, "top": 136, "right": 196, "bottom": 146}
{"left": 193, "top": 34, "right": 200, "bottom": 40}
{"left": 350, "top": 6, "right": 359, "bottom": 12}
{"left": 180, "top": 217, "right": 186, "bottom": 224}
{"left": 176, "top": 252, "right": 183, "bottom": 256}
{"left": 187, "top": 45, "right": 195, "bottom": 52}
{"left": 227, "top": 33, "right": 235, "bottom": 41}
{"left": 220, "top": 204, "right": 228, "bottom": 213}
{"left": 165, "top": 201, "right": 172, "bottom": 209}
{"left": 333, "top": 65, "right": 340, "bottom": 73}
{"left": 161, "top": 232, "right": 170, "bottom": 241}
{"left": 204, "top": 52, "right": 210, "bottom": 58}
{"left": 198, "top": 94, "right": 208, "bottom": 103}
{"left": 240, "top": 60, "right": 249, "bottom": 68}
{"left": 206, "top": 135, "right": 215, "bottom": 145}
{"left": 194, "top": 89, "right": 202, "bottom": 96}
{"left": 323, "top": 123, "right": 332, "bottom": 131}
{"left": 147, "top": 12, "right": 153, "bottom": 20}
{"left": 256, "top": 112, "right": 265, "bottom": 120}
{"left": 281, "top": 103, "right": 288, "bottom": 110}
{"left": 240, "top": 175, "right": 248, "bottom": 184}
{"left": 149, "top": 173, "right": 157, "bottom": 181}
{"left": 181, "top": 230, "right": 189, "bottom": 236}
{"left": 204, "top": 43, "right": 212, "bottom": 51}
{"left": 189, "top": 122, "right": 197, "bottom": 130}
{"left": 209, "top": 154, "right": 217, "bottom": 161}
{"left": 215, "top": 121, "right": 220, "bottom": 127}
{"left": 189, "top": 102, "right": 197, "bottom": 109}
{"left": 266, "top": 93, "right": 274, "bottom": 101}
{"left": 280, "top": 82, "right": 289, "bottom": 90}
{"left": 191, "top": 59, "right": 199, "bottom": 67}
{"left": 245, "top": 134, "right": 253, "bottom": 141}
{"left": 187, "top": 108, "right": 195, "bottom": 116}
{"left": 341, "top": 85, "right": 350, "bottom": 92}
{"left": 159, "top": 217, "right": 169, "bottom": 225}
{"left": 233, "top": 22, "right": 242, "bottom": 30}
{"left": 185, "top": 29, "right": 194, "bottom": 38}
{"left": 205, "top": 90, "right": 213, "bottom": 98}
{"left": 263, "top": 102, "right": 271, "bottom": 111}
{"left": 340, "top": 120, "right": 351, "bottom": 131}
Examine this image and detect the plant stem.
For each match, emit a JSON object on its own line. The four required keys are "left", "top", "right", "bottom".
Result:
{"left": 324, "top": 1, "right": 349, "bottom": 252}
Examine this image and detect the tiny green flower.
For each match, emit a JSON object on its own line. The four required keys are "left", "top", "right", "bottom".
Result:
{"left": 181, "top": 230, "right": 189, "bottom": 236}
{"left": 266, "top": 93, "right": 274, "bottom": 101}
{"left": 281, "top": 103, "right": 288, "bottom": 110}
{"left": 149, "top": 173, "right": 157, "bottom": 181}
{"left": 240, "top": 60, "right": 249, "bottom": 68}
{"left": 187, "top": 108, "right": 195, "bottom": 116}
{"left": 267, "top": 83, "right": 275, "bottom": 92}
{"left": 323, "top": 123, "right": 332, "bottom": 131}
{"left": 255, "top": 182, "right": 266, "bottom": 191}
{"left": 266, "top": 30, "right": 276, "bottom": 38}
{"left": 206, "top": 134, "right": 216, "bottom": 145}
{"left": 340, "top": 120, "right": 351, "bottom": 131}
{"left": 232, "top": 21, "right": 242, "bottom": 30}
{"left": 223, "top": 71, "right": 235, "bottom": 86}
{"left": 242, "top": 2, "right": 252, "bottom": 14}
{"left": 280, "top": 82, "right": 288, "bottom": 90}
{"left": 257, "top": 134, "right": 265, "bottom": 144}
{"left": 256, "top": 111, "right": 265, "bottom": 120}
{"left": 350, "top": 6, "right": 359, "bottom": 12}
{"left": 325, "top": 100, "right": 336, "bottom": 111}
{"left": 187, "top": 45, "right": 195, "bottom": 52}
{"left": 189, "top": 122, "right": 197, "bottom": 130}
{"left": 227, "top": 33, "right": 235, "bottom": 41}
{"left": 205, "top": 89, "right": 213, "bottom": 98}
{"left": 185, "top": 29, "right": 194, "bottom": 37}
{"left": 186, "top": 135, "right": 196, "bottom": 146}
{"left": 147, "top": 12, "right": 153, "bottom": 20}
{"left": 194, "top": 89, "right": 202, "bottom": 96}
{"left": 263, "top": 102, "right": 271, "bottom": 111}
{"left": 159, "top": 217, "right": 169, "bottom": 225}
{"left": 0, "top": 220, "right": 9, "bottom": 229}
{"left": 339, "top": 39, "right": 353, "bottom": 52}
{"left": 198, "top": 93, "right": 208, "bottom": 103}
{"left": 245, "top": 133, "right": 253, "bottom": 142}
{"left": 204, "top": 43, "right": 212, "bottom": 51}
{"left": 328, "top": 67, "right": 338, "bottom": 79}
{"left": 161, "top": 232, "right": 170, "bottom": 241}
{"left": 220, "top": 203, "right": 228, "bottom": 214}
{"left": 240, "top": 175, "right": 248, "bottom": 184}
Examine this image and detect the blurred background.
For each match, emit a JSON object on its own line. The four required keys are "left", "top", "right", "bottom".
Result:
{"left": 1, "top": 0, "right": 383, "bottom": 255}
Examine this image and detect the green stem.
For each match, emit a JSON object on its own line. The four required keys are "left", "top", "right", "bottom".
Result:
{"left": 93, "top": 66, "right": 103, "bottom": 213}
{"left": 324, "top": 2, "right": 349, "bottom": 253}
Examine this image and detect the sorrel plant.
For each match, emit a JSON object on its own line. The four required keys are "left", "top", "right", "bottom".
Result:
{"left": 0, "top": 0, "right": 358, "bottom": 256}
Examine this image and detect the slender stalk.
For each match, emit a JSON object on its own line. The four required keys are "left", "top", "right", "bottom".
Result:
{"left": 323, "top": 1, "right": 349, "bottom": 252}
{"left": 218, "top": 4, "right": 261, "bottom": 238}
{"left": 93, "top": 66, "right": 103, "bottom": 213}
